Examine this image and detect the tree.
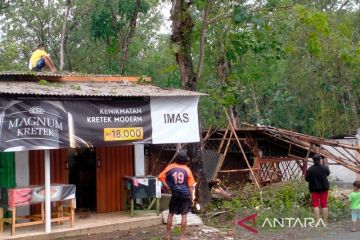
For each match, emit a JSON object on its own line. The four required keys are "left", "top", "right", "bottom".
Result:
{"left": 2, "top": 0, "right": 360, "bottom": 140}
{"left": 91, "top": 0, "right": 150, "bottom": 74}
{"left": 0, "top": 0, "right": 65, "bottom": 69}
{"left": 170, "top": 0, "right": 217, "bottom": 207}
{"left": 0, "top": 0, "right": 11, "bottom": 13}
{"left": 60, "top": 0, "right": 71, "bottom": 71}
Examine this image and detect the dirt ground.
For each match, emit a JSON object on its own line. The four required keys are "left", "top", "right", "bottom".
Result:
{"left": 68, "top": 218, "right": 356, "bottom": 240}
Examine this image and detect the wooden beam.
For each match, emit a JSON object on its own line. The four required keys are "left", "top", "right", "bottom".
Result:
{"left": 219, "top": 168, "right": 260, "bottom": 173}
{"left": 215, "top": 130, "right": 233, "bottom": 179}
{"left": 218, "top": 125, "right": 230, "bottom": 153}
{"left": 265, "top": 128, "right": 360, "bottom": 151}
{"left": 224, "top": 108, "right": 261, "bottom": 189}
{"left": 0, "top": 207, "right": 3, "bottom": 233}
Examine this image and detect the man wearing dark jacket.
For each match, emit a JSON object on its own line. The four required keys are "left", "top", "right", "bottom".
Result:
{"left": 305, "top": 153, "right": 330, "bottom": 224}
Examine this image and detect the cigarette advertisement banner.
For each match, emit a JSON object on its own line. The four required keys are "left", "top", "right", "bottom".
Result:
{"left": 0, "top": 96, "right": 199, "bottom": 152}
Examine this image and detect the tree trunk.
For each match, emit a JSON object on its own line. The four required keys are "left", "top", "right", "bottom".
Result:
{"left": 216, "top": 33, "right": 238, "bottom": 127}
{"left": 251, "top": 85, "right": 262, "bottom": 123}
{"left": 171, "top": 0, "right": 197, "bottom": 90}
{"left": 119, "top": 0, "right": 140, "bottom": 74}
{"left": 170, "top": 0, "right": 210, "bottom": 208}
{"left": 195, "top": 1, "right": 210, "bottom": 80}
{"left": 65, "top": 46, "right": 72, "bottom": 72}
{"left": 346, "top": 86, "right": 359, "bottom": 127}
{"left": 60, "top": 0, "right": 71, "bottom": 71}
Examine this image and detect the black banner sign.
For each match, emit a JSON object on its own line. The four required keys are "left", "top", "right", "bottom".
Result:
{"left": 0, "top": 98, "right": 151, "bottom": 151}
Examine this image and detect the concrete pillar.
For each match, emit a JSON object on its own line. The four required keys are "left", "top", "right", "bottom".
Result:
{"left": 134, "top": 144, "right": 145, "bottom": 176}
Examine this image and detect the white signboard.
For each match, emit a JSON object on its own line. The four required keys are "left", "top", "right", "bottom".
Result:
{"left": 150, "top": 96, "right": 200, "bottom": 144}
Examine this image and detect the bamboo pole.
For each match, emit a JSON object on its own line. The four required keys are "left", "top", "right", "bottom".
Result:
{"left": 265, "top": 127, "right": 360, "bottom": 151}
{"left": 224, "top": 109, "right": 261, "bottom": 190}
{"left": 342, "top": 147, "right": 360, "bottom": 164}
{"left": 332, "top": 146, "right": 360, "bottom": 166}
{"left": 215, "top": 129, "right": 233, "bottom": 179}
{"left": 302, "top": 144, "right": 312, "bottom": 175}
{"left": 219, "top": 168, "right": 260, "bottom": 173}
{"left": 202, "top": 125, "right": 213, "bottom": 145}
{"left": 218, "top": 124, "right": 230, "bottom": 154}
{"left": 263, "top": 132, "right": 360, "bottom": 174}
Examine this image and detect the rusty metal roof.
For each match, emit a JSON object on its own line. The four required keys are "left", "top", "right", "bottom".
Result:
{"left": 0, "top": 80, "right": 206, "bottom": 97}
{"left": 0, "top": 71, "right": 151, "bottom": 82}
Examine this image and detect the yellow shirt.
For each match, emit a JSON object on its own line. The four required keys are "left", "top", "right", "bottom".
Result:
{"left": 29, "top": 49, "right": 48, "bottom": 69}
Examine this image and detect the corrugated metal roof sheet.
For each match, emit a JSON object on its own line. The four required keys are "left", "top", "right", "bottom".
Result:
{"left": 0, "top": 80, "right": 206, "bottom": 97}
{"left": 0, "top": 71, "right": 104, "bottom": 77}
{"left": 0, "top": 71, "right": 151, "bottom": 82}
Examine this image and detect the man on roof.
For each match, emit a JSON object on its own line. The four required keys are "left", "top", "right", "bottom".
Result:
{"left": 29, "top": 44, "right": 57, "bottom": 72}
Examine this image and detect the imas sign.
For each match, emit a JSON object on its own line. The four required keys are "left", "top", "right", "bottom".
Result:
{"left": 150, "top": 97, "right": 199, "bottom": 144}
{"left": 163, "top": 113, "right": 189, "bottom": 124}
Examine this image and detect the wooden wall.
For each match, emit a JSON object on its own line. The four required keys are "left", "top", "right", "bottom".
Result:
{"left": 29, "top": 149, "right": 69, "bottom": 185}
{"left": 29, "top": 149, "right": 68, "bottom": 213}
{"left": 29, "top": 146, "right": 134, "bottom": 213}
{"left": 96, "top": 146, "right": 133, "bottom": 213}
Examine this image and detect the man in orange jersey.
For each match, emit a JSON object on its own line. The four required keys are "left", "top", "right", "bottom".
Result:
{"left": 158, "top": 150, "right": 196, "bottom": 240}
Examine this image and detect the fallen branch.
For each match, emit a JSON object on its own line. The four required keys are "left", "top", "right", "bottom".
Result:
{"left": 208, "top": 210, "right": 228, "bottom": 218}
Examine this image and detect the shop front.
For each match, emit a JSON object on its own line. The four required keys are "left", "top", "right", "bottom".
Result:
{"left": 0, "top": 73, "right": 204, "bottom": 236}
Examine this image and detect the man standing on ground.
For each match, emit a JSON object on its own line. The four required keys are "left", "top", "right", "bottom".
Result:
{"left": 158, "top": 150, "right": 196, "bottom": 240}
{"left": 29, "top": 44, "right": 57, "bottom": 72}
{"left": 305, "top": 153, "right": 330, "bottom": 224}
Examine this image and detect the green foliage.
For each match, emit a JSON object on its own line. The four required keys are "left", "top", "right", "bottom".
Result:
{"left": 91, "top": 5, "right": 115, "bottom": 40}
{"left": 89, "top": 0, "right": 152, "bottom": 73}
{"left": 307, "top": 33, "right": 321, "bottom": 56}
{"left": 1, "top": 0, "right": 360, "bottom": 137}
{"left": 232, "top": 6, "right": 250, "bottom": 24}
{"left": 91, "top": 0, "right": 150, "bottom": 41}
{"left": 38, "top": 79, "right": 51, "bottom": 86}
{"left": 206, "top": 181, "right": 349, "bottom": 229}
{"left": 38, "top": 80, "right": 62, "bottom": 88}
{"left": 173, "top": 226, "right": 181, "bottom": 236}
{"left": 70, "top": 84, "right": 81, "bottom": 90}
{"left": 327, "top": 193, "right": 350, "bottom": 220}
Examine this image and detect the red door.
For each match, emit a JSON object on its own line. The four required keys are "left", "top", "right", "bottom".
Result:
{"left": 96, "top": 146, "right": 133, "bottom": 213}
{"left": 29, "top": 149, "right": 69, "bottom": 185}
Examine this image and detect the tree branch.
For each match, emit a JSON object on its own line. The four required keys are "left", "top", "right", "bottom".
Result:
{"left": 119, "top": 0, "right": 141, "bottom": 74}
{"left": 207, "top": 12, "right": 231, "bottom": 25}
{"left": 337, "top": 0, "right": 350, "bottom": 12}
{"left": 60, "top": 0, "right": 71, "bottom": 71}
{"left": 252, "top": 5, "right": 293, "bottom": 12}
{"left": 196, "top": 0, "right": 210, "bottom": 80}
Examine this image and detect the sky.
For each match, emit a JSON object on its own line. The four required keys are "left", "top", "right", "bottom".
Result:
{"left": 159, "top": 1, "right": 171, "bottom": 34}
